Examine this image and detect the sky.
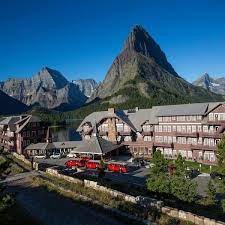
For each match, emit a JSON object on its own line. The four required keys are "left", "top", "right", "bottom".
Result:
{"left": 0, "top": 0, "right": 225, "bottom": 83}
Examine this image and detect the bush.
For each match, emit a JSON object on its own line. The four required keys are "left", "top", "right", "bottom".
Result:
{"left": 221, "top": 199, "right": 225, "bottom": 213}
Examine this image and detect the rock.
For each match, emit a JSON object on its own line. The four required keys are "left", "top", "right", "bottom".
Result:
{"left": 193, "top": 73, "right": 225, "bottom": 95}
{"left": 72, "top": 79, "right": 98, "bottom": 97}
{"left": 89, "top": 25, "right": 223, "bottom": 104}
{"left": 0, "top": 67, "right": 87, "bottom": 111}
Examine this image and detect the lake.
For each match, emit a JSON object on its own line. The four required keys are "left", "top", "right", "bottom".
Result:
{"left": 50, "top": 126, "right": 82, "bottom": 142}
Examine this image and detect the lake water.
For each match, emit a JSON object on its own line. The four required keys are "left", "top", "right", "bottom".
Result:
{"left": 50, "top": 126, "right": 82, "bottom": 142}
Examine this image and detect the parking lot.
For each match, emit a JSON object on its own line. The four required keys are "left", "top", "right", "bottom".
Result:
{"left": 34, "top": 157, "right": 210, "bottom": 196}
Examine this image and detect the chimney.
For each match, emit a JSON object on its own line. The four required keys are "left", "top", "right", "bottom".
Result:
{"left": 45, "top": 127, "right": 52, "bottom": 143}
{"left": 108, "top": 108, "right": 115, "bottom": 113}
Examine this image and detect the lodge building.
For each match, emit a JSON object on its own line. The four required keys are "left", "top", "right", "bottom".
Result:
{"left": 0, "top": 115, "right": 48, "bottom": 155}
{"left": 77, "top": 102, "right": 225, "bottom": 164}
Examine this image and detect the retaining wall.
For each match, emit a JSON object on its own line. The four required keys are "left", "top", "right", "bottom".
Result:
{"left": 46, "top": 167, "right": 225, "bottom": 225}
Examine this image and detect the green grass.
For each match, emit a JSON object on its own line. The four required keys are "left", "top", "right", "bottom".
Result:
{"left": 6, "top": 154, "right": 31, "bottom": 171}
{"left": 183, "top": 160, "right": 218, "bottom": 174}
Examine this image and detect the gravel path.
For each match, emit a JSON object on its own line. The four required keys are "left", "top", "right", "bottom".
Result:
{"left": 8, "top": 179, "right": 124, "bottom": 225}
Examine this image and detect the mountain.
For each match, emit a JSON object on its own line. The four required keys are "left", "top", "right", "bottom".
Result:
{"left": 72, "top": 79, "right": 98, "bottom": 97}
{"left": 0, "top": 67, "right": 87, "bottom": 111}
{"left": 193, "top": 73, "right": 225, "bottom": 95}
{"left": 0, "top": 90, "right": 28, "bottom": 115}
{"left": 89, "top": 25, "right": 223, "bottom": 106}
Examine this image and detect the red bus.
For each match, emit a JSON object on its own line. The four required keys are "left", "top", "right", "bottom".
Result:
{"left": 107, "top": 162, "right": 128, "bottom": 173}
{"left": 81, "top": 156, "right": 91, "bottom": 162}
{"left": 85, "top": 160, "right": 102, "bottom": 169}
{"left": 65, "top": 158, "right": 86, "bottom": 168}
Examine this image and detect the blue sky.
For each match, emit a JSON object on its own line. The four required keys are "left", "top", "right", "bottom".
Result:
{"left": 0, "top": 0, "right": 225, "bottom": 83}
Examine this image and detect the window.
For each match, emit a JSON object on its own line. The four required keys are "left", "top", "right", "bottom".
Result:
{"left": 197, "top": 115, "right": 202, "bottom": 120}
{"left": 172, "top": 116, "right": 176, "bottom": 121}
{"left": 198, "top": 138, "right": 202, "bottom": 145}
{"left": 203, "top": 126, "right": 208, "bottom": 133}
{"left": 172, "top": 126, "right": 176, "bottom": 132}
{"left": 155, "top": 125, "right": 159, "bottom": 132}
{"left": 116, "top": 124, "right": 123, "bottom": 132}
{"left": 163, "top": 136, "right": 167, "bottom": 143}
{"left": 144, "top": 136, "right": 152, "bottom": 141}
{"left": 143, "top": 125, "right": 151, "bottom": 132}
{"left": 187, "top": 126, "right": 192, "bottom": 133}
{"left": 124, "top": 136, "right": 132, "bottom": 142}
{"left": 158, "top": 126, "right": 162, "bottom": 132}
{"left": 163, "top": 126, "right": 167, "bottom": 132}
{"left": 219, "top": 113, "right": 225, "bottom": 121}
{"left": 167, "top": 126, "right": 171, "bottom": 132}
{"left": 181, "top": 126, "right": 186, "bottom": 133}
{"left": 192, "top": 126, "right": 196, "bottom": 132}
{"left": 203, "top": 138, "right": 209, "bottom": 146}
{"left": 177, "top": 126, "right": 181, "bottom": 132}
{"left": 168, "top": 136, "right": 172, "bottom": 143}
{"left": 177, "top": 116, "right": 185, "bottom": 121}
{"left": 124, "top": 124, "right": 130, "bottom": 132}
{"left": 209, "top": 113, "right": 214, "bottom": 121}
{"left": 173, "top": 136, "right": 176, "bottom": 143}
{"left": 197, "top": 126, "right": 202, "bottom": 132}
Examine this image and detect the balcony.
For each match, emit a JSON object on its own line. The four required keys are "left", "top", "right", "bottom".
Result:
{"left": 175, "top": 132, "right": 198, "bottom": 137}
{"left": 142, "top": 131, "right": 153, "bottom": 136}
{"left": 0, "top": 134, "right": 14, "bottom": 141}
{"left": 154, "top": 142, "right": 173, "bottom": 148}
{"left": 118, "top": 131, "right": 131, "bottom": 136}
{"left": 202, "top": 120, "right": 225, "bottom": 125}
{"left": 190, "top": 144, "right": 216, "bottom": 151}
{"left": 99, "top": 131, "right": 108, "bottom": 136}
{"left": 198, "top": 132, "right": 220, "bottom": 138}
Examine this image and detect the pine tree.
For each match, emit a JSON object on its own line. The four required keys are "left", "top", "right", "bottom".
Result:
{"left": 206, "top": 180, "right": 216, "bottom": 205}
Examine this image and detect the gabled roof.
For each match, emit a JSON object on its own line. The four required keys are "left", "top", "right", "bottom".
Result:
{"left": 25, "top": 137, "right": 122, "bottom": 155}
{"left": 128, "top": 108, "right": 159, "bottom": 131}
{"left": 156, "top": 103, "right": 210, "bottom": 116}
{"left": 77, "top": 102, "right": 225, "bottom": 133}
{"left": 25, "top": 142, "right": 55, "bottom": 150}
{"left": 74, "top": 136, "right": 122, "bottom": 155}
{"left": 15, "top": 115, "right": 41, "bottom": 133}
{"left": 77, "top": 110, "right": 136, "bottom": 132}
{"left": 0, "top": 116, "right": 21, "bottom": 132}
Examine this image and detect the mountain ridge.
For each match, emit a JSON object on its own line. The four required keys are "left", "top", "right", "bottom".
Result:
{"left": 89, "top": 25, "right": 223, "bottom": 104}
{"left": 193, "top": 73, "right": 225, "bottom": 95}
{"left": 0, "top": 67, "right": 87, "bottom": 111}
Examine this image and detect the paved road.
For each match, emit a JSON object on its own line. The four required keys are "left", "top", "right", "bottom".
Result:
{"left": 0, "top": 171, "right": 39, "bottom": 184}
{"left": 7, "top": 178, "right": 124, "bottom": 225}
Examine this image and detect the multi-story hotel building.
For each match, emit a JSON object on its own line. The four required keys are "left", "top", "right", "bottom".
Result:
{"left": 0, "top": 115, "right": 48, "bottom": 155}
{"left": 77, "top": 102, "right": 225, "bottom": 164}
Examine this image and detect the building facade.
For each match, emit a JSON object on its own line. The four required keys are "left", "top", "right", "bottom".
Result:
{"left": 77, "top": 103, "right": 225, "bottom": 164}
{"left": 0, "top": 115, "right": 48, "bottom": 155}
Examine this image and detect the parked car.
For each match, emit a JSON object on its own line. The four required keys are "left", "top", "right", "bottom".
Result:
{"left": 33, "top": 155, "right": 46, "bottom": 159}
{"left": 107, "top": 162, "right": 128, "bottom": 173}
{"left": 67, "top": 152, "right": 77, "bottom": 158}
{"left": 50, "top": 153, "right": 62, "bottom": 159}
{"left": 186, "top": 169, "right": 200, "bottom": 179}
{"left": 210, "top": 172, "right": 225, "bottom": 180}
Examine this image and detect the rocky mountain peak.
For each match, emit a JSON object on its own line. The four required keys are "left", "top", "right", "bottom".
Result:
{"left": 123, "top": 25, "right": 179, "bottom": 77}
{"left": 34, "top": 67, "right": 68, "bottom": 89}
{"left": 193, "top": 73, "right": 225, "bottom": 95}
{"left": 72, "top": 79, "right": 98, "bottom": 97}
